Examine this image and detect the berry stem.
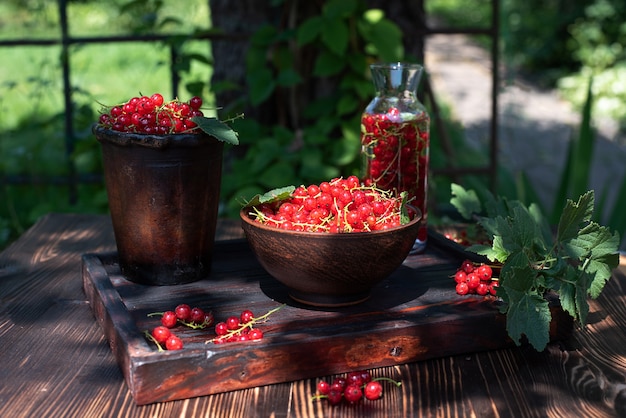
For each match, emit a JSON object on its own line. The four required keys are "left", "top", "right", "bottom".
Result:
{"left": 143, "top": 330, "right": 165, "bottom": 352}
{"left": 371, "top": 377, "right": 402, "bottom": 387}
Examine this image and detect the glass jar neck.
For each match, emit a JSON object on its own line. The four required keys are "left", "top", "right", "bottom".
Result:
{"left": 370, "top": 63, "right": 423, "bottom": 98}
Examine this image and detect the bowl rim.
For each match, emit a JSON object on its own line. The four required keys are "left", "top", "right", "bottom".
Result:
{"left": 239, "top": 204, "right": 421, "bottom": 238}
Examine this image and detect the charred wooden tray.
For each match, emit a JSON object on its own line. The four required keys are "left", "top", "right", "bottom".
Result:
{"left": 82, "top": 233, "right": 572, "bottom": 405}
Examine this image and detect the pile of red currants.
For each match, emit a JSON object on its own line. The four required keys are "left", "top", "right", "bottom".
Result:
{"left": 98, "top": 93, "right": 205, "bottom": 134}
{"left": 249, "top": 176, "right": 414, "bottom": 233}
{"left": 453, "top": 259, "right": 498, "bottom": 296}
{"left": 312, "top": 370, "right": 402, "bottom": 406}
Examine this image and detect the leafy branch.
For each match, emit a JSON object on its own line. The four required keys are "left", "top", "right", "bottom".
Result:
{"left": 450, "top": 184, "right": 620, "bottom": 351}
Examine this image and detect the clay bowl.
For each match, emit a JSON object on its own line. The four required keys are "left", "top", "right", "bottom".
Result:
{"left": 240, "top": 206, "right": 422, "bottom": 307}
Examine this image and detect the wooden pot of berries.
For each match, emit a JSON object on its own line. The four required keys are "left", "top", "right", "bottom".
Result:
{"left": 93, "top": 93, "right": 239, "bottom": 286}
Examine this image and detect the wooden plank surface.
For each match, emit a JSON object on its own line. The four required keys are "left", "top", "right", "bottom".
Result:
{"left": 0, "top": 214, "right": 625, "bottom": 417}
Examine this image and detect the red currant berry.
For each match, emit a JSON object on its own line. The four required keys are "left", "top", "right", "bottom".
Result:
{"left": 151, "top": 326, "right": 171, "bottom": 344}
{"left": 226, "top": 315, "right": 240, "bottom": 330}
{"left": 489, "top": 281, "right": 499, "bottom": 296}
{"left": 165, "top": 334, "right": 184, "bottom": 350}
{"left": 467, "top": 273, "right": 481, "bottom": 290}
{"left": 215, "top": 322, "right": 228, "bottom": 336}
{"left": 190, "top": 307, "right": 205, "bottom": 324}
{"left": 364, "top": 381, "right": 383, "bottom": 400}
{"left": 461, "top": 259, "right": 475, "bottom": 274}
{"left": 189, "top": 96, "right": 203, "bottom": 110}
{"left": 317, "top": 380, "right": 331, "bottom": 395}
{"left": 347, "top": 371, "right": 365, "bottom": 387}
{"left": 161, "top": 311, "right": 178, "bottom": 328}
{"left": 327, "top": 390, "right": 343, "bottom": 406}
{"left": 477, "top": 264, "right": 493, "bottom": 280}
{"left": 240, "top": 309, "right": 255, "bottom": 324}
{"left": 454, "top": 269, "right": 467, "bottom": 284}
{"left": 343, "top": 384, "right": 363, "bottom": 404}
{"left": 150, "top": 93, "right": 164, "bottom": 107}
{"left": 248, "top": 328, "right": 264, "bottom": 341}
{"left": 456, "top": 281, "right": 470, "bottom": 295}
{"left": 175, "top": 304, "right": 192, "bottom": 322}
{"left": 203, "top": 312, "right": 214, "bottom": 327}
{"left": 476, "top": 282, "right": 490, "bottom": 296}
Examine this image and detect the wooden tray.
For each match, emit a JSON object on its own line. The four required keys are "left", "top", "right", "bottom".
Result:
{"left": 82, "top": 234, "right": 572, "bottom": 405}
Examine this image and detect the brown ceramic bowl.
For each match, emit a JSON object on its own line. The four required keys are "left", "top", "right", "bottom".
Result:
{"left": 240, "top": 205, "right": 422, "bottom": 307}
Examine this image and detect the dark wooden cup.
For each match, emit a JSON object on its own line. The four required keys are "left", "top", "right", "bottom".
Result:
{"left": 94, "top": 125, "right": 224, "bottom": 285}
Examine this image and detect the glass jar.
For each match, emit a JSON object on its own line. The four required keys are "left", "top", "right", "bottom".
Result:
{"left": 361, "top": 63, "right": 430, "bottom": 253}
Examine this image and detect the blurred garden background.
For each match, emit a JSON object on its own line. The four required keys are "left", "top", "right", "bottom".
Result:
{"left": 1, "top": 0, "right": 625, "bottom": 250}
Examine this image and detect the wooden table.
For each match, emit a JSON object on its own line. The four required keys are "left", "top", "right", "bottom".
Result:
{"left": 1, "top": 213, "right": 625, "bottom": 418}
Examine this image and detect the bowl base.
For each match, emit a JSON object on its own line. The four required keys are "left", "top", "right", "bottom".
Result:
{"left": 289, "top": 290, "right": 371, "bottom": 307}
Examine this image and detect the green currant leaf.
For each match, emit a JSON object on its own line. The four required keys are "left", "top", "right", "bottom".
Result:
{"left": 506, "top": 289, "right": 551, "bottom": 351}
{"left": 556, "top": 190, "right": 594, "bottom": 242}
{"left": 191, "top": 117, "right": 239, "bottom": 145}
{"left": 450, "top": 183, "right": 482, "bottom": 220}
{"left": 245, "top": 186, "right": 296, "bottom": 207}
{"left": 574, "top": 271, "right": 591, "bottom": 325}
{"left": 557, "top": 266, "right": 580, "bottom": 320}
{"left": 500, "top": 259, "right": 535, "bottom": 292}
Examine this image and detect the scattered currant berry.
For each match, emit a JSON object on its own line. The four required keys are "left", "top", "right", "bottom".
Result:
{"left": 327, "top": 390, "right": 343, "bottom": 406}
{"left": 317, "top": 380, "right": 331, "bottom": 395}
{"left": 240, "top": 309, "right": 255, "bottom": 324}
{"left": 248, "top": 328, "right": 264, "bottom": 341}
{"left": 461, "top": 259, "right": 475, "bottom": 274}
{"left": 175, "top": 304, "right": 192, "bottom": 322}
{"left": 331, "top": 377, "right": 347, "bottom": 392}
{"left": 467, "top": 272, "right": 481, "bottom": 290}
{"left": 190, "top": 307, "right": 206, "bottom": 324}
{"left": 364, "top": 381, "right": 383, "bottom": 400}
{"left": 477, "top": 264, "right": 493, "bottom": 280}
{"left": 151, "top": 326, "right": 171, "bottom": 344}
{"left": 215, "top": 322, "right": 228, "bottom": 336}
{"left": 161, "top": 311, "right": 178, "bottom": 328}
{"left": 456, "top": 281, "right": 470, "bottom": 296}
{"left": 165, "top": 335, "right": 184, "bottom": 350}
{"left": 454, "top": 269, "right": 467, "bottom": 284}
{"left": 343, "top": 384, "right": 363, "bottom": 404}
{"left": 226, "top": 315, "right": 240, "bottom": 330}
{"left": 476, "top": 282, "right": 490, "bottom": 296}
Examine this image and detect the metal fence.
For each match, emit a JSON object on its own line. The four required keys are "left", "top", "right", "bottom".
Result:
{"left": 0, "top": 0, "right": 500, "bottom": 203}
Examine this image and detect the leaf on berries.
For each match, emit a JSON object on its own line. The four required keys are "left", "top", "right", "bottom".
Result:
{"left": 450, "top": 183, "right": 482, "bottom": 220}
{"left": 246, "top": 186, "right": 296, "bottom": 207}
{"left": 192, "top": 116, "right": 240, "bottom": 145}
{"left": 399, "top": 191, "right": 411, "bottom": 224}
{"left": 506, "top": 289, "right": 551, "bottom": 351}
